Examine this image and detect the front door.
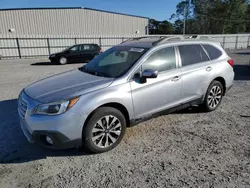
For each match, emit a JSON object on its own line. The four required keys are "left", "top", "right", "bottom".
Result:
{"left": 67, "top": 45, "right": 81, "bottom": 62}
{"left": 130, "top": 46, "right": 183, "bottom": 119}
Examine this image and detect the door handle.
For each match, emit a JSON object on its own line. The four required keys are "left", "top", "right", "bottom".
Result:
{"left": 206, "top": 66, "right": 212, "bottom": 72}
{"left": 171, "top": 76, "right": 181, "bottom": 82}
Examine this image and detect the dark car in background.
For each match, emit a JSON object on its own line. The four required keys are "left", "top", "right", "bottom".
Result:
{"left": 49, "top": 44, "right": 102, "bottom": 65}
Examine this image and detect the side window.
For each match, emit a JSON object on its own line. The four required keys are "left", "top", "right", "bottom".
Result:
{"left": 202, "top": 44, "right": 222, "bottom": 60}
{"left": 92, "top": 44, "right": 100, "bottom": 51}
{"left": 80, "top": 45, "right": 91, "bottom": 51}
{"left": 178, "top": 45, "right": 209, "bottom": 66}
{"left": 142, "top": 47, "right": 176, "bottom": 72}
{"left": 69, "top": 45, "right": 79, "bottom": 52}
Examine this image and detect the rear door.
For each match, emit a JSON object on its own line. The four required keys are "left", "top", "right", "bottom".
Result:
{"left": 178, "top": 44, "right": 216, "bottom": 103}
{"left": 79, "top": 44, "right": 96, "bottom": 62}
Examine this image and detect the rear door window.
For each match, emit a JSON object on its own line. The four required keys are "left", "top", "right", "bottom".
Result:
{"left": 202, "top": 44, "right": 222, "bottom": 60}
{"left": 178, "top": 44, "right": 209, "bottom": 66}
{"left": 80, "top": 45, "right": 92, "bottom": 51}
{"left": 92, "top": 44, "right": 100, "bottom": 51}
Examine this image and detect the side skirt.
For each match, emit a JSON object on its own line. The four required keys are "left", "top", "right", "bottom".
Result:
{"left": 130, "top": 98, "right": 203, "bottom": 127}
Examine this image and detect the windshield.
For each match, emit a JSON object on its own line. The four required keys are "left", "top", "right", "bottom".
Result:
{"left": 83, "top": 46, "right": 148, "bottom": 78}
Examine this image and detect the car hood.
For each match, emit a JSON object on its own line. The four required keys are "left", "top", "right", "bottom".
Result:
{"left": 24, "top": 69, "right": 114, "bottom": 103}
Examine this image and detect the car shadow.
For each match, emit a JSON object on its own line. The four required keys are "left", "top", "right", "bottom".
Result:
{"left": 234, "top": 65, "right": 250, "bottom": 80}
{"left": 31, "top": 61, "right": 87, "bottom": 66}
{"left": 235, "top": 52, "right": 250, "bottom": 55}
{"left": 31, "top": 61, "right": 58, "bottom": 66}
{"left": 173, "top": 106, "right": 205, "bottom": 114}
{"left": 0, "top": 99, "right": 91, "bottom": 164}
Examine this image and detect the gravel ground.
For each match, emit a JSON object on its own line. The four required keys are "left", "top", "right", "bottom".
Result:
{"left": 0, "top": 51, "right": 250, "bottom": 188}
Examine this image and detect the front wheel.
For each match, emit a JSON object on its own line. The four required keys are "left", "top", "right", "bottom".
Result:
{"left": 82, "top": 107, "right": 126, "bottom": 153}
{"left": 59, "top": 57, "right": 67, "bottom": 65}
{"left": 202, "top": 80, "right": 224, "bottom": 112}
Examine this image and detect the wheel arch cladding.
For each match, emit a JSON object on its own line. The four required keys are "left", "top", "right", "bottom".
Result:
{"left": 83, "top": 102, "right": 130, "bottom": 133}
{"left": 213, "top": 77, "right": 226, "bottom": 95}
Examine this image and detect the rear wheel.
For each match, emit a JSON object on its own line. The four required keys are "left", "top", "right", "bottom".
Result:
{"left": 202, "top": 80, "right": 224, "bottom": 112}
{"left": 82, "top": 107, "right": 126, "bottom": 153}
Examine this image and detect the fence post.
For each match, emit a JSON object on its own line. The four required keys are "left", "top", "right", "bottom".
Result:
{"left": 235, "top": 36, "right": 238, "bottom": 49}
{"left": 122, "top": 37, "right": 124, "bottom": 42}
{"left": 247, "top": 36, "right": 250, "bottom": 48}
{"left": 99, "top": 37, "right": 102, "bottom": 48}
{"left": 16, "top": 38, "right": 21, "bottom": 59}
{"left": 47, "top": 38, "right": 51, "bottom": 55}
{"left": 222, "top": 36, "right": 226, "bottom": 48}
{"left": 75, "top": 37, "right": 77, "bottom": 45}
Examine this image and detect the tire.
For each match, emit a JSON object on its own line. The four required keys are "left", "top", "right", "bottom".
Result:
{"left": 58, "top": 57, "right": 67, "bottom": 65}
{"left": 82, "top": 107, "right": 126, "bottom": 153}
{"left": 202, "top": 80, "right": 224, "bottom": 112}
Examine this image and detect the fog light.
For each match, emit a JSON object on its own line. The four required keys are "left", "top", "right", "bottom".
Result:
{"left": 46, "top": 136, "right": 53, "bottom": 145}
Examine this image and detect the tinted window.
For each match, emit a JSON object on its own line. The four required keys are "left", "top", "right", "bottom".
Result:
{"left": 178, "top": 45, "right": 209, "bottom": 66}
{"left": 203, "top": 44, "right": 222, "bottom": 60}
{"left": 142, "top": 47, "right": 176, "bottom": 72}
{"left": 69, "top": 45, "right": 79, "bottom": 52}
{"left": 93, "top": 44, "right": 100, "bottom": 51}
{"left": 79, "top": 44, "right": 92, "bottom": 51}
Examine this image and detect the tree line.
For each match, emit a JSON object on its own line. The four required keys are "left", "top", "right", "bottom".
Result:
{"left": 149, "top": 0, "right": 250, "bottom": 34}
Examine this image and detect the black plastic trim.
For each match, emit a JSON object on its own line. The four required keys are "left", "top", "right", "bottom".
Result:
{"left": 32, "top": 130, "right": 82, "bottom": 149}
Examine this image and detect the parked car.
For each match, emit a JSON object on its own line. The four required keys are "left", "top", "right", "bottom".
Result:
{"left": 18, "top": 36, "right": 234, "bottom": 153}
{"left": 49, "top": 44, "right": 102, "bottom": 64}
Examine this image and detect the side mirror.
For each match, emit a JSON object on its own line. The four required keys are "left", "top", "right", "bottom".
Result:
{"left": 142, "top": 69, "right": 158, "bottom": 79}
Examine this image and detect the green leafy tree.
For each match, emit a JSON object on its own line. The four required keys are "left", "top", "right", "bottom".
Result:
{"left": 149, "top": 19, "right": 173, "bottom": 34}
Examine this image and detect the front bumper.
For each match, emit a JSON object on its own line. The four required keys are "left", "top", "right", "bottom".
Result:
{"left": 20, "top": 119, "right": 81, "bottom": 149}
{"left": 18, "top": 91, "right": 85, "bottom": 149}
{"left": 49, "top": 56, "right": 57, "bottom": 62}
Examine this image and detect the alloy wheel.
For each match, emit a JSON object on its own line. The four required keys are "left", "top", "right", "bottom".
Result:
{"left": 208, "top": 85, "right": 222, "bottom": 108}
{"left": 91, "top": 115, "right": 122, "bottom": 148}
{"left": 59, "top": 57, "right": 67, "bottom": 64}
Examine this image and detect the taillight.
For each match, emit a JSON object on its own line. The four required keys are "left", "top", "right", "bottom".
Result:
{"left": 227, "top": 59, "right": 234, "bottom": 68}
{"left": 100, "top": 48, "right": 103, "bottom": 53}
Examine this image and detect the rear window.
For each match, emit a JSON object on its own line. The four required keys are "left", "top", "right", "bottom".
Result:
{"left": 92, "top": 44, "right": 100, "bottom": 50}
{"left": 178, "top": 44, "right": 209, "bottom": 66}
{"left": 202, "top": 44, "right": 222, "bottom": 60}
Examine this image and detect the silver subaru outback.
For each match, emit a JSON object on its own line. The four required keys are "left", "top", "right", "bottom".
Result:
{"left": 18, "top": 36, "right": 234, "bottom": 153}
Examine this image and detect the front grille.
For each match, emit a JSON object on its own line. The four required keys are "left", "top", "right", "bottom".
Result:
{"left": 18, "top": 94, "right": 28, "bottom": 119}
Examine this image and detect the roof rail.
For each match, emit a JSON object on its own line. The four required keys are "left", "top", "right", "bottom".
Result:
{"left": 152, "top": 36, "right": 184, "bottom": 46}
{"left": 121, "top": 36, "right": 162, "bottom": 44}
{"left": 121, "top": 35, "right": 213, "bottom": 46}
{"left": 186, "top": 35, "right": 212, "bottom": 39}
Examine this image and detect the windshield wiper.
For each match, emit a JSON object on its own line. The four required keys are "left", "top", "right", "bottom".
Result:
{"left": 80, "top": 67, "right": 109, "bottom": 78}
{"left": 95, "top": 72, "right": 110, "bottom": 78}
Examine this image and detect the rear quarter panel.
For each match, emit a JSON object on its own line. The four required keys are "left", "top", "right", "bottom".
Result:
{"left": 214, "top": 58, "right": 235, "bottom": 88}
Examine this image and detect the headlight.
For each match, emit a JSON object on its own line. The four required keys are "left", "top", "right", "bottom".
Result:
{"left": 34, "top": 97, "right": 79, "bottom": 115}
{"left": 50, "top": 54, "right": 56, "bottom": 58}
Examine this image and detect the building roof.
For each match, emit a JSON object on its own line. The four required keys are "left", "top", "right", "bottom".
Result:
{"left": 0, "top": 7, "right": 149, "bottom": 19}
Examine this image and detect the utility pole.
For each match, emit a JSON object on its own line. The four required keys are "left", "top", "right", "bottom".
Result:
{"left": 183, "top": 0, "right": 188, "bottom": 35}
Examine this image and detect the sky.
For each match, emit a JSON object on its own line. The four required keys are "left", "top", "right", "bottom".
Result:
{"left": 0, "top": 0, "right": 180, "bottom": 21}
